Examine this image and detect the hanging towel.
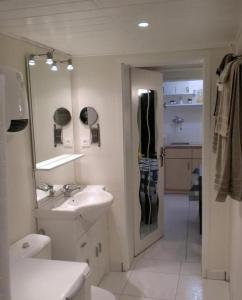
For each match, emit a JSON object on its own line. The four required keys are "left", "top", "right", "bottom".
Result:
{"left": 214, "top": 57, "right": 242, "bottom": 201}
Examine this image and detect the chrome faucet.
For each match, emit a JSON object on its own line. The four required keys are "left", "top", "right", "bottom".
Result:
{"left": 37, "top": 183, "right": 55, "bottom": 197}
{"left": 63, "top": 184, "right": 81, "bottom": 197}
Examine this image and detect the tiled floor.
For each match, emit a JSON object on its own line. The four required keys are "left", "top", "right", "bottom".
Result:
{"left": 99, "top": 194, "right": 230, "bottom": 300}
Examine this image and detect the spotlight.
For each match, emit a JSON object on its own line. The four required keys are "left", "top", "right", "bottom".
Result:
{"left": 46, "top": 52, "right": 53, "bottom": 65}
{"left": 51, "top": 62, "right": 58, "bottom": 71}
{"left": 138, "top": 21, "right": 149, "bottom": 28}
{"left": 28, "top": 54, "right": 36, "bottom": 66}
{"left": 67, "top": 59, "right": 74, "bottom": 71}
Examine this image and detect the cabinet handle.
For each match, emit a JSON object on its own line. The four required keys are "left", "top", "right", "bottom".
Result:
{"left": 95, "top": 246, "right": 99, "bottom": 257}
{"left": 98, "top": 242, "right": 102, "bottom": 253}
{"left": 80, "top": 242, "right": 87, "bottom": 248}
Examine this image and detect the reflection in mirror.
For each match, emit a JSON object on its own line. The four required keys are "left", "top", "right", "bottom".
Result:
{"left": 138, "top": 90, "right": 159, "bottom": 239}
{"left": 80, "top": 107, "right": 98, "bottom": 126}
{"left": 28, "top": 60, "right": 74, "bottom": 164}
{"left": 53, "top": 107, "right": 71, "bottom": 126}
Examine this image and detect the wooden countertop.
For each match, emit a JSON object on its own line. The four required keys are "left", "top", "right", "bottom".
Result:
{"left": 165, "top": 144, "right": 202, "bottom": 149}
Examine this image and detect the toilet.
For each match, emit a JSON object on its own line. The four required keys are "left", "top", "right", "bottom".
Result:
{"left": 10, "top": 234, "right": 116, "bottom": 300}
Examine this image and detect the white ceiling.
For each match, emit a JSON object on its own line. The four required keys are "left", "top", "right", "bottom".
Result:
{"left": 0, "top": 0, "right": 240, "bottom": 56}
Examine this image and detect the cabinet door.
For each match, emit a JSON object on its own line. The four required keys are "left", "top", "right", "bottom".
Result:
{"left": 165, "top": 158, "right": 192, "bottom": 191}
{"left": 76, "top": 233, "right": 90, "bottom": 265}
{"left": 88, "top": 216, "right": 109, "bottom": 285}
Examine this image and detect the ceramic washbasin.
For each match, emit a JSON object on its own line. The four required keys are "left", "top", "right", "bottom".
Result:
{"left": 39, "top": 188, "right": 113, "bottom": 222}
{"left": 66, "top": 190, "right": 113, "bottom": 221}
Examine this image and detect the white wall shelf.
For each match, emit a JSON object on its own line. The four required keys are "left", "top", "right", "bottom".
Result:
{"left": 165, "top": 103, "right": 203, "bottom": 108}
{"left": 36, "top": 154, "right": 84, "bottom": 171}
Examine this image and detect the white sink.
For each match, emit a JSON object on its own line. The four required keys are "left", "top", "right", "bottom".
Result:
{"left": 35, "top": 186, "right": 113, "bottom": 222}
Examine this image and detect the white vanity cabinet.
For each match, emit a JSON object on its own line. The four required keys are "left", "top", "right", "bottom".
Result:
{"left": 37, "top": 213, "right": 109, "bottom": 286}
{"left": 76, "top": 216, "right": 109, "bottom": 285}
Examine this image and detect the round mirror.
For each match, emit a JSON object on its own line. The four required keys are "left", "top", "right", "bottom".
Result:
{"left": 80, "top": 107, "right": 98, "bottom": 126}
{"left": 53, "top": 107, "right": 71, "bottom": 126}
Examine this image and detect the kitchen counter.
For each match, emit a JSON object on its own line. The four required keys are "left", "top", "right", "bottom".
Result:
{"left": 165, "top": 144, "right": 202, "bottom": 149}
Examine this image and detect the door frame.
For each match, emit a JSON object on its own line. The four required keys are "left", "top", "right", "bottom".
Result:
{"left": 120, "top": 51, "right": 212, "bottom": 277}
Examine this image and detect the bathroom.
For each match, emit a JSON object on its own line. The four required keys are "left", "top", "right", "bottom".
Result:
{"left": 1, "top": 1, "right": 242, "bottom": 300}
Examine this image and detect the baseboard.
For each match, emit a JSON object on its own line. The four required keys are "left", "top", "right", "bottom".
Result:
{"left": 206, "top": 269, "right": 228, "bottom": 281}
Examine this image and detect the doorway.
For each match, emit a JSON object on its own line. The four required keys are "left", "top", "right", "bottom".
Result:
{"left": 131, "top": 64, "right": 203, "bottom": 266}
{"left": 163, "top": 67, "right": 203, "bottom": 264}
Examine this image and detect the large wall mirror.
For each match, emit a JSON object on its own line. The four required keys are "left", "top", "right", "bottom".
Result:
{"left": 26, "top": 56, "right": 78, "bottom": 204}
{"left": 27, "top": 58, "right": 74, "bottom": 165}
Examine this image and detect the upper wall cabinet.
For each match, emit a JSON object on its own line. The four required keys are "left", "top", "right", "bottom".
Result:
{"left": 163, "top": 80, "right": 203, "bottom": 96}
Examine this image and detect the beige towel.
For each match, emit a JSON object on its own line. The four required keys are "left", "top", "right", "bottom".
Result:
{"left": 214, "top": 59, "right": 242, "bottom": 201}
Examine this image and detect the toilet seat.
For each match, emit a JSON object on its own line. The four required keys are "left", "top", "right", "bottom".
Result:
{"left": 91, "top": 286, "right": 116, "bottom": 300}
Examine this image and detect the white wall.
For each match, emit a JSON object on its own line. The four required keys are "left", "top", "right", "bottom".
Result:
{"left": 72, "top": 47, "right": 231, "bottom": 276}
{"left": 71, "top": 57, "right": 128, "bottom": 270}
{"left": 0, "top": 33, "right": 44, "bottom": 244}
{"left": 229, "top": 18, "right": 242, "bottom": 300}
{"left": 164, "top": 106, "right": 203, "bottom": 145}
{"left": 0, "top": 33, "right": 75, "bottom": 245}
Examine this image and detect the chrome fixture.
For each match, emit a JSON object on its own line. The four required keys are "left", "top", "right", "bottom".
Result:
{"left": 28, "top": 51, "right": 74, "bottom": 71}
{"left": 51, "top": 61, "right": 58, "bottom": 71}
{"left": 37, "top": 183, "right": 55, "bottom": 197}
{"left": 28, "top": 50, "right": 54, "bottom": 66}
{"left": 28, "top": 54, "right": 36, "bottom": 66}
{"left": 67, "top": 59, "right": 74, "bottom": 71}
{"left": 46, "top": 52, "right": 54, "bottom": 65}
{"left": 63, "top": 184, "right": 81, "bottom": 197}
{"left": 172, "top": 115, "right": 184, "bottom": 130}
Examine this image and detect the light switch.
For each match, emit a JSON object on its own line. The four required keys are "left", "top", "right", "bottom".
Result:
{"left": 81, "top": 137, "right": 91, "bottom": 148}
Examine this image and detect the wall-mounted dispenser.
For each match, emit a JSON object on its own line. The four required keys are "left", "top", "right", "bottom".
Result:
{"left": 0, "top": 66, "right": 29, "bottom": 132}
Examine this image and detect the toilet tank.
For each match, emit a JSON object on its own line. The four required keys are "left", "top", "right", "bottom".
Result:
{"left": 10, "top": 234, "right": 51, "bottom": 260}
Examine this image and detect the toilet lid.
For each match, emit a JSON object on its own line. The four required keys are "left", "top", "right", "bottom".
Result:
{"left": 91, "top": 286, "right": 116, "bottom": 300}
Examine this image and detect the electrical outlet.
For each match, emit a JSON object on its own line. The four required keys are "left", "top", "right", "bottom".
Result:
{"left": 81, "top": 137, "right": 91, "bottom": 148}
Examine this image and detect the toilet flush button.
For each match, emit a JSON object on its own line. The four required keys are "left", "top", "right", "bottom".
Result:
{"left": 22, "top": 242, "right": 30, "bottom": 249}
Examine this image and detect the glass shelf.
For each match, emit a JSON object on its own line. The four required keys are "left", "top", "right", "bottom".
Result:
{"left": 36, "top": 154, "right": 84, "bottom": 171}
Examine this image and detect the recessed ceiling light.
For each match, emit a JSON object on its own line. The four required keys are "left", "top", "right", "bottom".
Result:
{"left": 138, "top": 22, "right": 149, "bottom": 28}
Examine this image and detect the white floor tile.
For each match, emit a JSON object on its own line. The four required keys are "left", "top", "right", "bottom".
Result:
{"left": 175, "top": 275, "right": 203, "bottom": 300}
{"left": 144, "top": 241, "right": 186, "bottom": 262}
{"left": 180, "top": 262, "right": 201, "bottom": 276}
{"left": 99, "top": 272, "right": 130, "bottom": 294}
{"left": 120, "top": 296, "right": 159, "bottom": 300}
{"left": 186, "top": 243, "right": 202, "bottom": 262}
{"left": 133, "top": 258, "right": 181, "bottom": 274}
{"left": 175, "top": 275, "right": 230, "bottom": 300}
{"left": 123, "top": 270, "right": 179, "bottom": 299}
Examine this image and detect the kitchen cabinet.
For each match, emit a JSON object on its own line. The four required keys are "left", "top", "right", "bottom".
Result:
{"left": 165, "top": 146, "right": 202, "bottom": 193}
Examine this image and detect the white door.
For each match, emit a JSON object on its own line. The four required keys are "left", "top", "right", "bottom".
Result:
{"left": 131, "top": 67, "right": 164, "bottom": 255}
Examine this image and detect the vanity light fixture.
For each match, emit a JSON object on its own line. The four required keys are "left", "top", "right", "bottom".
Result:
{"left": 51, "top": 62, "right": 58, "bottom": 71}
{"left": 138, "top": 21, "right": 149, "bottom": 28}
{"left": 46, "top": 52, "right": 54, "bottom": 65}
{"left": 28, "top": 54, "right": 36, "bottom": 66}
{"left": 67, "top": 59, "right": 74, "bottom": 71}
